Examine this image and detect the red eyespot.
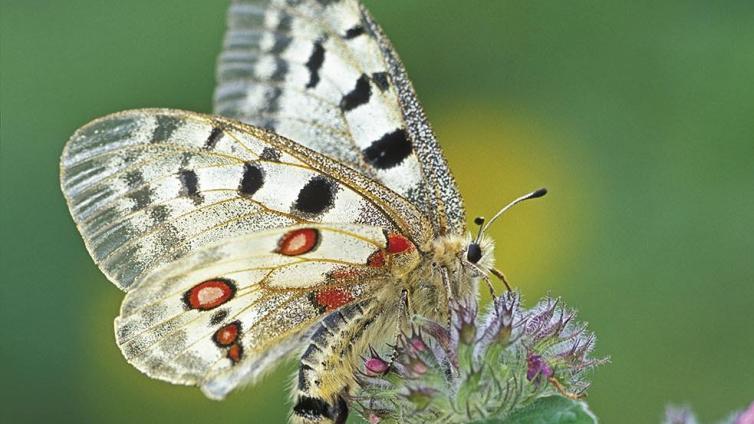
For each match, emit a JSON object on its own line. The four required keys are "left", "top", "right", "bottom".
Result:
{"left": 386, "top": 233, "right": 412, "bottom": 254}
{"left": 184, "top": 279, "right": 236, "bottom": 310}
{"left": 276, "top": 228, "right": 319, "bottom": 256}
{"left": 213, "top": 321, "right": 240, "bottom": 346}
{"left": 227, "top": 343, "right": 243, "bottom": 363}
{"left": 315, "top": 287, "right": 355, "bottom": 311}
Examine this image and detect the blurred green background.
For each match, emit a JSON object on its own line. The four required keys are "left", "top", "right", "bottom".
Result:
{"left": 2, "top": 0, "right": 753, "bottom": 423}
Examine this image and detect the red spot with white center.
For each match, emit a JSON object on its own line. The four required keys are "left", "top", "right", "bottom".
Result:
{"left": 213, "top": 321, "right": 240, "bottom": 346}
{"left": 386, "top": 233, "right": 413, "bottom": 254}
{"left": 315, "top": 287, "right": 354, "bottom": 311}
{"left": 184, "top": 279, "right": 236, "bottom": 310}
{"left": 227, "top": 343, "right": 243, "bottom": 363}
{"left": 276, "top": 228, "right": 319, "bottom": 256}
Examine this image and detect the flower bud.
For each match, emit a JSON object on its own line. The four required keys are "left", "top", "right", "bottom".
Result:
{"left": 365, "top": 355, "right": 389, "bottom": 376}
{"left": 526, "top": 354, "right": 553, "bottom": 382}
{"left": 409, "top": 335, "right": 428, "bottom": 352}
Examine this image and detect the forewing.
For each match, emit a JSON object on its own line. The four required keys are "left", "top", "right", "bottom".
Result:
{"left": 114, "top": 224, "right": 388, "bottom": 399}
{"left": 215, "top": 0, "right": 466, "bottom": 234}
{"left": 60, "top": 108, "right": 430, "bottom": 291}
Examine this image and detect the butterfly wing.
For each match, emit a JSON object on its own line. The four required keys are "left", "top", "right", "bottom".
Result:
{"left": 61, "top": 109, "right": 430, "bottom": 291}
{"left": 215, "top": 0, "right": 466, "bottom": 235}
{"left": 114, "top": 223, "right": 390, "bottom": 399}
{"left": 60, "top": 109, "right": 429, "bottom": 398}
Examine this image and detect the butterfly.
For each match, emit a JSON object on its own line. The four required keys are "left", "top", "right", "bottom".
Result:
{"left": 60, "top": 1, "right": 545, "bottom": 423}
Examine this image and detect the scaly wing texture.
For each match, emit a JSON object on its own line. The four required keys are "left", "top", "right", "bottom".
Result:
{"left": 214, "top": 0, "right": 466, "bottom": 235}
{"left": 60, "top": 108, "right": 430, "bottom": 291}
{"left": 114, "top": 223, "right": 389, "bottom": 399}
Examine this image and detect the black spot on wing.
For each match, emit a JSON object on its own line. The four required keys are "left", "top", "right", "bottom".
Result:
{"left": 148, "top": 204, "right": 170, "bottom": 224}
{"left": 371, "top": 72, "right": 390, "bottom": 91}
{"left": 263, "top": 87, "right": 283, "bottom": 115}
{"left": 339, "top": 74, "right": 371, "bottom": 111}
{"left": 308, "top": 292, "right": 327, "bottom": 315}
{"left": 276, "top": 13, "right": 293, "bottom": 32}
{"left": 270, "top": 57, "right": 288, "bottom": 82}
{"left": 178, "top": 169, "right": 203, "bottom": 205}
{"left": 258, "top": 87, "right": 284, "bottom": 131}
{"left": 151, "top": 115, "right": 181, "bottom": 143}
{"left": 124, "top": 170, "right": 144, "bottom": 188}
{"left": 293, "top": 176, "right": 337, "bottom": 216}
{"left": 127, "top": 186, "right": 153, "bottom": 212}
{"left": 260, "top": 147, "right": 280, "bottom": 162}
{"left": 210, "top": 309, "right": 228, "bottom": 326}
{"left": 305, "top": 41, "right": 325, "bottom": 89}
{"left": 363, "top": 129, "right": 413, "bottom": 169}
{"left": 343, "top": 25, "right": 365, "bottom": 39}
{"left": 204, "top": 126, "right": 223, "bottom": 150}
{"left": 270, "top": 35, "right": 292, "bottom": 54}
{"left": 270, "top": 15, "right": 293, "bottom": 53}
{"left": 238, "top": 162, "right": 264, "bottom": 197}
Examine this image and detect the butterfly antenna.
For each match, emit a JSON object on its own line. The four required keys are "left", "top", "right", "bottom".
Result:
{"left": 481, "top": 188, "right": 548, "bottom": 234}
{"left": 473, "top": 216, "right": 485, "bottom": 244}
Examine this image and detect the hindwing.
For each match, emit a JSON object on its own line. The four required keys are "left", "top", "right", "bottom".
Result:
{"left": 114, "top": 223, "right": 391, "bottom": 399}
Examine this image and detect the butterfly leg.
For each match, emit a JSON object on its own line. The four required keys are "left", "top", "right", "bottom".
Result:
{"left": 385, "top": 289, "right": 412, "bottom": 364}
{"left": 291, "top": 300, "right": 391, "bottom": 424}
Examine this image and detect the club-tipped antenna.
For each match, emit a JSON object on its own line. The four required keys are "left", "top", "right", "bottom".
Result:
{"left": 473, "top": 216, "right": 486, "bottom": 244}
{"left": 480, "top": 188, "right": 547, "bottom": 236}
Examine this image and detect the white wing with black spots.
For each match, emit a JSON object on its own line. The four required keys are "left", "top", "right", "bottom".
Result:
{"left": 60, "top": 108, "right": 431, "bottom": 291}
{"left": 215, "top": 0, "right": 466, "bottom": 235}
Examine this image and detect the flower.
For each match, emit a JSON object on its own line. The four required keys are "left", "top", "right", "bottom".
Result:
{"left": 352, "top": 292, "right": 606, "bottom": 423}
{"left": 527, "top": 354, "right": 554, "bottom": 383}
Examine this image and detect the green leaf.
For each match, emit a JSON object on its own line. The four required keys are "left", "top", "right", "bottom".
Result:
{"left": 470, "top": 396, "right": 598, "bottom": 424}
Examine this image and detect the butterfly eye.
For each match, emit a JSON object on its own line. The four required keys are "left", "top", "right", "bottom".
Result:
{"left": 466, "top": 243, "right": 482, "bottom": 264}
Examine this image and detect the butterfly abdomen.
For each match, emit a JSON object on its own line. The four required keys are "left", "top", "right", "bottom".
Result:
{"left": 291, "top": 300, "right": 395, "bottom": 424}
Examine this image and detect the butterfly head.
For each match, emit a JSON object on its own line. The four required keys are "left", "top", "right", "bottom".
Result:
{"left": 464, "top": 188, "right": 548, "bottom": 280}
{"left": 466, "top": 216, "right": 487, "bottom": 264}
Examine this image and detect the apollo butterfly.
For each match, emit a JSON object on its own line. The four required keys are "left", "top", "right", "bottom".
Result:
{"left": 60, "top": 1, "right": 545, "bottom": 422}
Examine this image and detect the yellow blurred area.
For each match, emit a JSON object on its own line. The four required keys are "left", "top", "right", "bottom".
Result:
{"left": 435, "top": 103, "right": 596, "bottom": 300}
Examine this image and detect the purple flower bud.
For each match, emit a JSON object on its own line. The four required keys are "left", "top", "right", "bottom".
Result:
{"left": 527, "top": 354, "right": 553, "bottom": 382}
{"left": 410, "top": 335, "right": 428, "bottom": 352}
{"left": 365, "top": 355, "right": 389, "bottom": 376}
